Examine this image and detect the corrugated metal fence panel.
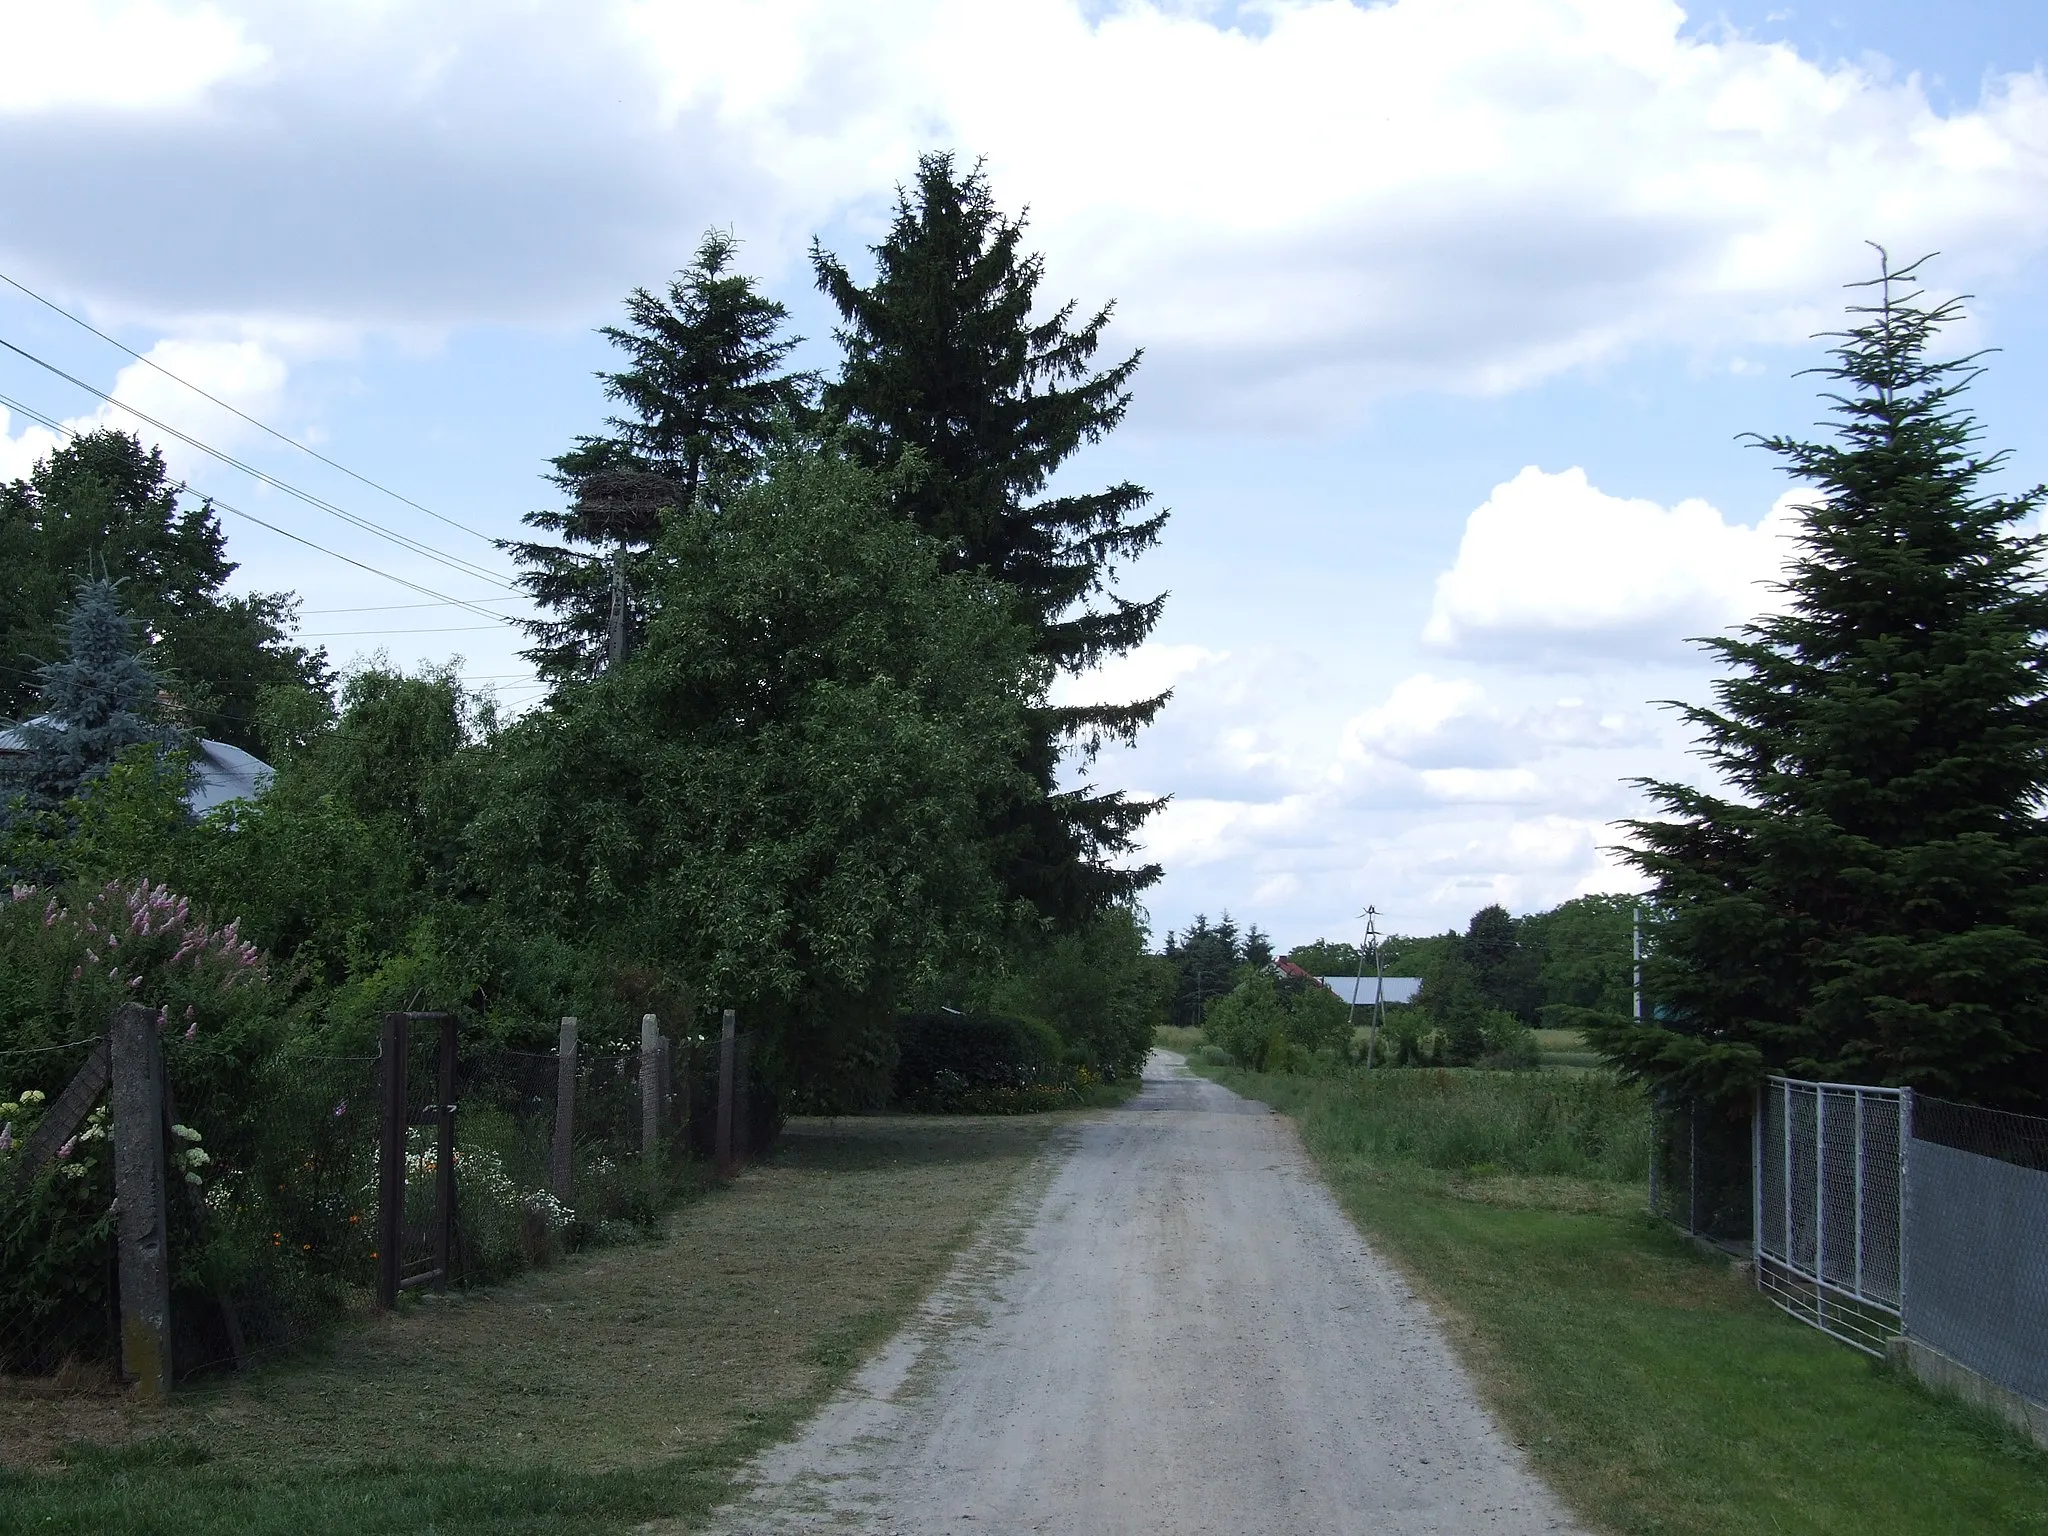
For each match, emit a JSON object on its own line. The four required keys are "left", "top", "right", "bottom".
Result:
{"left": 1905, "top": 1137, "right": 2048, "bottom": 1407}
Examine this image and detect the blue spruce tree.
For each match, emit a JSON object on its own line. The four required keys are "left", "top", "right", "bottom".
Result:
{"left": 8, "top": 579, "right": 186, "bottom": 815}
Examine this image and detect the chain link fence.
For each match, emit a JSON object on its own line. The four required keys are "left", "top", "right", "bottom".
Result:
{"left": 1647, "top": 1094, "right": 1753, "bottom": 1246}
{"left": 1754, "top": 1077, "right": 1903, "bottom": 1355}
{"left": 2, "top": 1013, "right": 778, "bottom": 1396}
{"left": 1904, "top": 1095, "right": 2048, "bottom": 1408}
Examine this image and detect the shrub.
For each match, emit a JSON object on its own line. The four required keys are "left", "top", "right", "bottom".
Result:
{"left": 893, "top": 1010, "right": 1070, "bottom": 1112}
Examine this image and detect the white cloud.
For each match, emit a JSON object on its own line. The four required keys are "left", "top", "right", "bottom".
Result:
{"left": 1424, "top": 466, "right": 1800, "bottom": 662}
{"left": 2, "top": 2, "right": 2046, "bottom": 411}
{"left": 0, "top": 1, "right": 266, "bottom": 115}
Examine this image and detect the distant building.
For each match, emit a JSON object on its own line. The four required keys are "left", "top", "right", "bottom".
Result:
{"left": 0, "top": 720, "right": 273, "bottom": 816}
{"left": 1317, "top": 975, "right": 1423, "bottom": 1007}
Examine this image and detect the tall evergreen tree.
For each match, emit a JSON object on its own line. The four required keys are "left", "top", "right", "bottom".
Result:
{"left": 1593, "top": 258, "right": 2048, "bottom": 1110}
{"left": 813, "top": 153, "right": 1169, "bottom": 924}
{"left": 6, "top": 579, "right": 185, "bottom": 815}
{"left": 0, "top": 429, "right": 328, "bottom": 752}
{"left": 508, "top": 231, "right": 813, "bottom": 683}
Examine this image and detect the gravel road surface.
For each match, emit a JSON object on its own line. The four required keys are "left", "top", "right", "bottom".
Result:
{"left": 707, "top": 1051, "right": 1580, "bottom": 1534}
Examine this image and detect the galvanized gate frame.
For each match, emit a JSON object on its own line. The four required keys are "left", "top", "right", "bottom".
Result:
{"left": 1753, "top": 1076, "right": 1911, "bottom": 1356}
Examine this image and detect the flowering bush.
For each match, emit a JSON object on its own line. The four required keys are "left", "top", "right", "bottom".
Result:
{"left": 0, "top": 876, "right": 283, "bottom": 1377}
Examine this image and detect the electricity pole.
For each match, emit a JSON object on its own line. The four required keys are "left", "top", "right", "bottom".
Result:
{"left": 607, "top": 545, "right": 627, "bottom": 673}
{"left": 1632, "top": 904, "right": 1643, "bottom": 1022}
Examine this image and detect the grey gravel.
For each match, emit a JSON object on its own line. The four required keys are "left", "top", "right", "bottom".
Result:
{"left": 706, "top": 1050, "right": 1583, "bottom": 1534}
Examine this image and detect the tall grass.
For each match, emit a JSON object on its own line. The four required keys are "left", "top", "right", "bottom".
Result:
{"left": 1284, "top": 1068, "right": 1649, "bottom": 1183}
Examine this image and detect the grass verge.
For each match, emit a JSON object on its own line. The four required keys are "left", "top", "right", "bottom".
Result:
{"left": 1201, "top": 1063, "right": 2048, "bottom": 1536}
{"left": 0, "top": 1112, "right": 1078, "bottom": 1534}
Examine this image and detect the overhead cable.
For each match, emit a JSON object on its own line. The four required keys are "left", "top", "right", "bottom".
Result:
{"left": 0, "top": 268, "right": 500, "bottom": 545}
{"left": 0, "top": 333, "right": 514, "bottom": 589}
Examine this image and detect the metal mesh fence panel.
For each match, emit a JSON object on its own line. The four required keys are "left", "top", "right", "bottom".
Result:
{"left": 0, "top": 1036, "right": 119, "bottom": 1394}
{"left": 1905, "top": 1096, "right": 2048, "bottom": 1407}
{"left": 1756, "top": 1077, "right": 1902, "bottom": 1355}
{"left": 1648, "top": 1096, "right": 1753, "bottom": 1242}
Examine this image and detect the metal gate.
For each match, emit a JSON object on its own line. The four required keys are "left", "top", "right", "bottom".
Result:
{"left": 1754, "top": 1077, "right": 1905, "bottom": 1355}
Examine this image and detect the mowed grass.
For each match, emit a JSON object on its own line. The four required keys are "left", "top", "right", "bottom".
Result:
{"left": 0, "top": 1113, "right": 1077, "bottom": 1535}
{"left": 1201, "top": 1064, "right": 2048, "bottom": 1536}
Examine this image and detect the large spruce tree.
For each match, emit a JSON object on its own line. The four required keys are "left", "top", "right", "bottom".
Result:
{"left": 1594, "top": 258, "right": 2048, "bottom": 1110}
{"left": 507, "top": 230, "right": 813, "bottom": 682}
{"left": 813, "top": 153, "right": 1169, "bottom": 923}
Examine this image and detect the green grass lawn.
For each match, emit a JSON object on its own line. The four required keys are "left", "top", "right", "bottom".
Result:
{"left": 1202, "top": 1064, "right": 2048, "bottom": 1536}
{"left": 0, "top": 1113, "right": 1082, "bottom": 1534}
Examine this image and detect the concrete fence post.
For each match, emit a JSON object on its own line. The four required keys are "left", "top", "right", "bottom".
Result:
{"left": 550, "top": 1016, "right": 577, "bottom": 1203}
{"left": 111, "top": 1001, "right": 172, "bottom": 1401}
{"left": 640, "top": 1013, "right": 660, "bottom": 1163}
{"left": 376, "top": 1012, "right": 407, "bottom": 1310}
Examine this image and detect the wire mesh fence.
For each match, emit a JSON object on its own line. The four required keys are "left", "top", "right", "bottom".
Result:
{"left": 1754, "top": 1077, "right": 1904, "bottom": 1355}
{"left": 1904, "top": 1095, "right": 2048, "bottom": 1407}
{"left": 1, "top": 1011, "right": 779, "bottom": 1397}
{"left": 1647, "top": 1094, "right": 1753, "bottom": 1244}
{"left": 0, "top": 1035, "right": 122, "bottom": 1395}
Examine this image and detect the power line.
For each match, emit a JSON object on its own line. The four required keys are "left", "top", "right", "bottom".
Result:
{"left": 299, "top": 625, "right": 509, "bottom": 637}
{"left": 0, "top": 333, "right": 514, "bottom": 589}
{"left": 0, "top": 382, "right": 518, "bottom": 627}
{"left": 0, "top": 268, "right": 500, "bottom": 546}
{"left": 302, "top": 599, "right": 529, "bottom": 615}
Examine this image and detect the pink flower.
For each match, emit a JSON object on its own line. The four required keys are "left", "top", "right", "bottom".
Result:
{"left": 55, "top": 1136, "right": 75, "bottom": 1161}
{"left": 185, "top": 1005, "right": 195, "bottom": 1019}
{"left": 184, "top": 1021, "right": 197, "bottom": 1042}
{"left": 127, "top": 975, "right": 142, "bottom": 988}
{"left": 0, "top": 1123, "right": 13, "bottom": 1153}
{"left": 71, "top": 966, "right": 82, "bottom": 980}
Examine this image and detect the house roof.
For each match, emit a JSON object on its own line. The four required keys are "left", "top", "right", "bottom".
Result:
{"left": 0, "top": 721, "right": 273, "bottom": 815}
{"left": 1318, "top": 975, "right": 1423, "bottom": 1006}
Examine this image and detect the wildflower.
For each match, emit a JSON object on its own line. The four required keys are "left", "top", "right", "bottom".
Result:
{"left": 184, "top": 1021, "right": 197, "bottom": 1042}
{"left": 0, "top": 1123, "right": 12, "bottom": 1153}
{"left": 20, "top": 1091, "right": 42, "bottom": 1106}
{"left": 184, "top": 1005, "right": 195, "bottom": 1019}
{"left": 55, "top": 1136, "right": 76, "bottom": 1160}
{"left": 71, "top": 966, "right": 82, "bottom": 980}
{"left": 332, "top": 1100, "right": 347, "bottom": 1117}
{"left": 127, "top": 975, "right": 141, "bottom": 988}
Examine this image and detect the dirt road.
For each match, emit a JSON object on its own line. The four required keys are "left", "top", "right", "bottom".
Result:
{"left": 708, "top": 1052, "right": 1579, "bottom": 1534}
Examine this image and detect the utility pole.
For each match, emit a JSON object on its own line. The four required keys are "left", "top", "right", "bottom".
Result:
{"left": 1358, "top": 906, "right": 1388, "bottom": 1069}
{"left": 607, "top": 545, "right": 627, "bottom": 673}
{"left": 1632, "top": 904, "right": 1643, "bottom": 1022}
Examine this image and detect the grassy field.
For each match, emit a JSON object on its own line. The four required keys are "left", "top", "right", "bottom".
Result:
{"left": 1151, "top": 1024, "right": 1205, "bottom": 1054}
{"left": 1200, "top": 1063, "right": 2048, "bottom": 1536}
{"left": 0, "top": 1112, "right": 1083, "bottom": 1535}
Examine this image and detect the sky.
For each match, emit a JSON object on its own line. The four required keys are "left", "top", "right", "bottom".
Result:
{"left": 1, "top": 0, "right": 2045, "bottom": 950}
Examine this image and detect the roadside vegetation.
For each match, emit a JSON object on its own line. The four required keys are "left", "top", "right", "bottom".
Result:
{"left": 1194, "top": 1058, "right": 2048, "bottom": 1534}
{"left": 0, "top": 1112, "right": 1072, "bottom": 1534}
{"left": 1, "top": 152, "right": 1174, "bottom": 1387}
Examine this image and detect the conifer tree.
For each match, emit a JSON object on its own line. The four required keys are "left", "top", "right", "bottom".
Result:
{"left": 813, "top": 153, "right": 1168, "bottom": 923}
{"left": 7, "top": 579, "right": 185, "bottom": 815}
{"left": 1593, "top": 258, "right": 2048, "bottom": 1110}
{"left": 508, "top": 231, "right": 813, "bottom": 682}
{"left": 0, "top": 429, "right": 327, "bottom": 751}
